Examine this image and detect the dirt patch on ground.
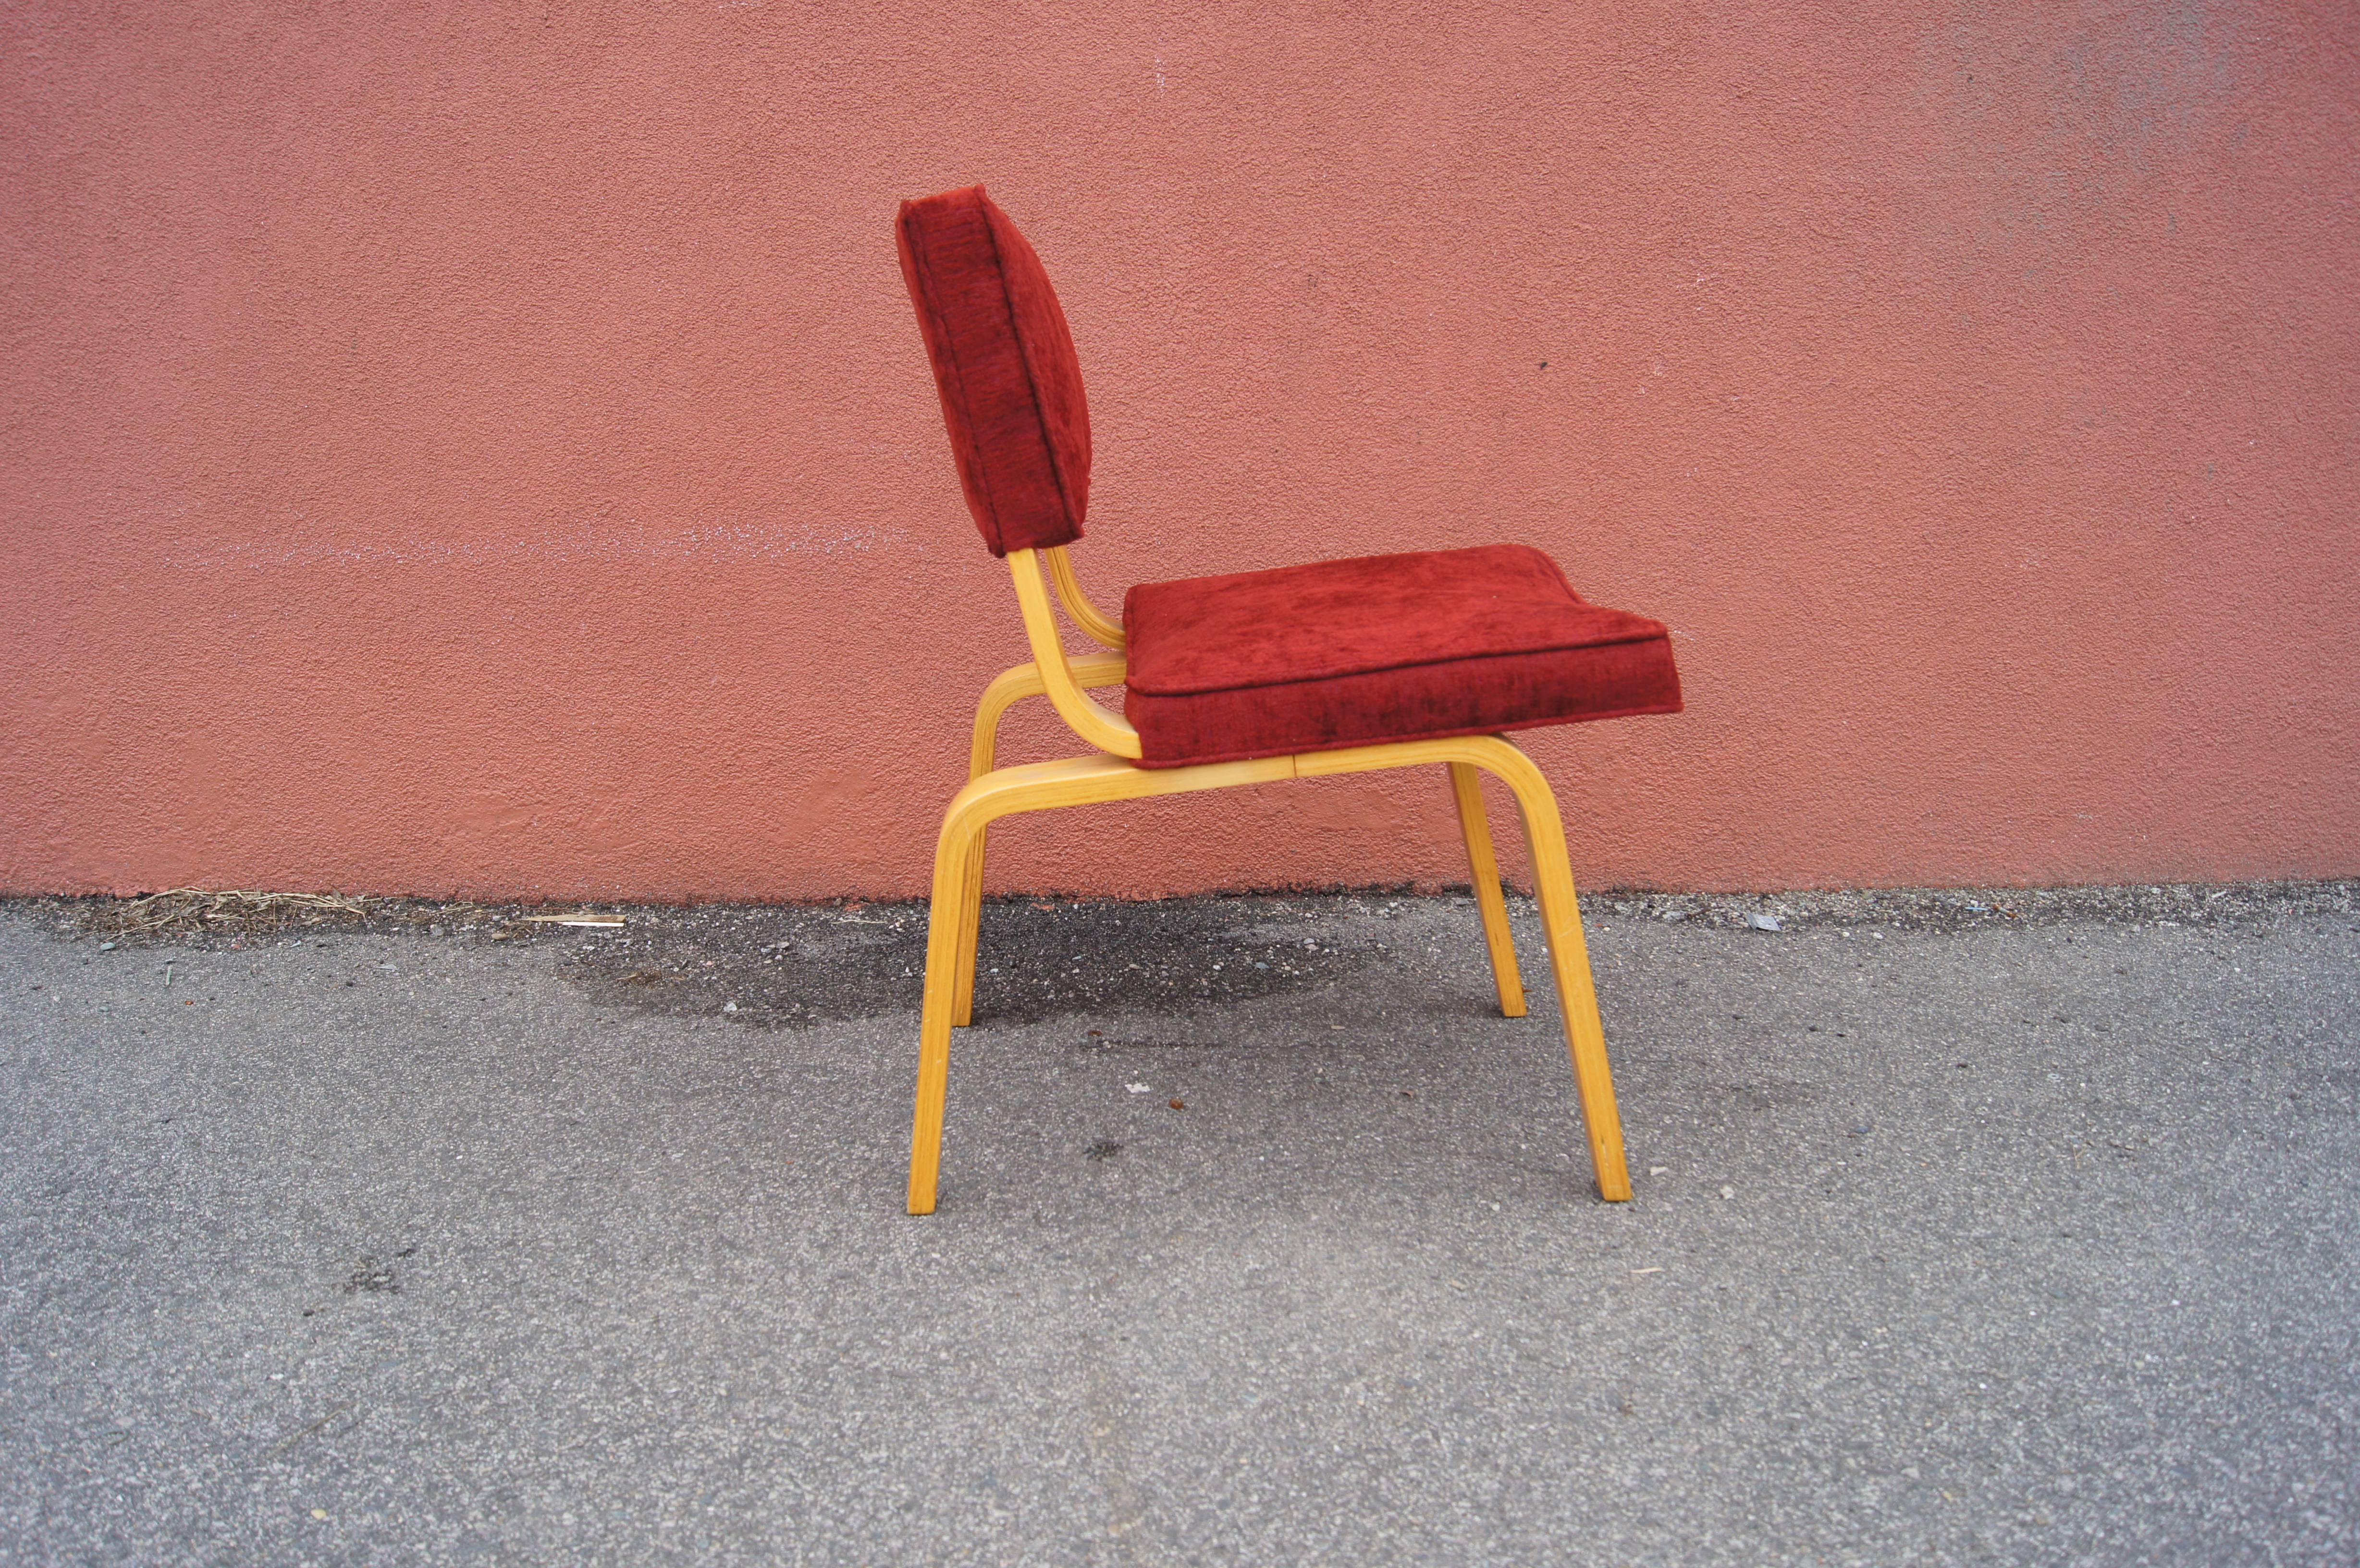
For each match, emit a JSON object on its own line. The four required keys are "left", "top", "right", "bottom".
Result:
{"left": 83, "top": 888, "right": 376, "bottom": 939}
{"left": 1601, "top": 880, "right": 2359, "bottom": 933}
{"left": 25, "top": 879, "right": 2355, "bottom": 1028}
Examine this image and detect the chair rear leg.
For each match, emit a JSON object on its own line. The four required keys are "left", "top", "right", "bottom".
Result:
{"left": 1495, "top": 762, "right": 1632, "bottom": 1201}
{"left": 952, "top": 829, "right": 986, "bottom": 1027}
{"left": 958, "top": 696, "right": 1008, "bottom": 1031}
{"left": 909, "top": 815, "right": 983, "bottom": 1215}
{"left": 1449, "top": 761, "right": 1527, "bottom": 1018}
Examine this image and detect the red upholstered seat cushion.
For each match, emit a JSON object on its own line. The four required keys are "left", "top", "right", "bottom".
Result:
{"left": 896, "top": 186, "right": 1091, "bottom": 556}
{"left": 1122, "top": 544, "right": 1682, "bottom": 767}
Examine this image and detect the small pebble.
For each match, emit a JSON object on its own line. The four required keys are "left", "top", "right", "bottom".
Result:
{"left": 1720, "top": 1185, "right": 1736, "bottom": 1200}
{"left": 721, "top": 1001, "right": 738, "bottom": 1014}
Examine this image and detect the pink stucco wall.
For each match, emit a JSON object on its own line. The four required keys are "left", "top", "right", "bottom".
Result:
{"left": 3, "top": 3, "right": 2354, "bottom": 900}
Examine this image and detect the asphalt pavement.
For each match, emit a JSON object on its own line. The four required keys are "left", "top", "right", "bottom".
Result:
{"left": 1, "top": 882, "right": 2354, "bottom": 1566}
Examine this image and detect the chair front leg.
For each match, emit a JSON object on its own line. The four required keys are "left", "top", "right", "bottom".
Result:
{"left": 1485, "top": 751, "right": 1631, "bottom": 1202}
{"left": 1449, "top": 761, "right": 1527, "bottom": 1018}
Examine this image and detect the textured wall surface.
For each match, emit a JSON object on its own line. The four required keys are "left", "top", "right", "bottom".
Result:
{"left": 3, "top": 3, "right": 2355, "bottom": 900}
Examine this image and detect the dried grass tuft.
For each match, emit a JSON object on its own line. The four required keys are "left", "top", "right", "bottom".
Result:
{"left": 88, "top": 888, "right": 373, "bottom": 938}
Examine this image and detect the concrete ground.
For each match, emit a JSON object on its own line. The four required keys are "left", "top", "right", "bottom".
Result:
{"left": 0, "top": 882, "right": 2354, "bottom": 1567}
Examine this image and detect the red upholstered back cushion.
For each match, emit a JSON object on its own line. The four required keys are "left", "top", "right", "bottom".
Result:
{"left": 896, "top": 186, "right": 1091, "bottom": 556}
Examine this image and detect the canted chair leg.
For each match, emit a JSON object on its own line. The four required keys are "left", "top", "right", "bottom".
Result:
{"left": 1487, "top": 753, "right": 1631, "bottom": 1202}
{"left": 952, "top": 829, "right": 986, "bottom": 1027}
{"left": 1449, "top": 761, "right": 1527, "bottom": 1018}
{"left": 958, "top": 683, "right": 1009, "bottom": 1032}
{"left": 909, "top": 814, "right": 984, "bottom": 1215}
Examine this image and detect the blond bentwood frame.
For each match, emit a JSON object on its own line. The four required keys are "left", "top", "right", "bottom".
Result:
{"left": 906, "top": 546, "right": 1633, "bottom": 1214}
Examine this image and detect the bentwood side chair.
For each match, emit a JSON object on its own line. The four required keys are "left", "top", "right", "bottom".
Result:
{"left": 895, "top": 185, "right": 1684, "bottom": 1215}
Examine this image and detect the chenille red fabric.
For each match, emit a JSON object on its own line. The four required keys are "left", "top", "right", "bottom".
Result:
{"left": 896, "top": 186, "right": 1091, "bottom": 556}
{"left": 894, "top": 187, "right": 1683, "bottom": 765}
{"left": 1122, "top": 545, "right": 1683, "bottom": 767}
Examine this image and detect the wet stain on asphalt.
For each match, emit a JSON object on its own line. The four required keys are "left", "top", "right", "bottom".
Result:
{"left": 552, "top": 894, "right": 1388, "bottom": 1029}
